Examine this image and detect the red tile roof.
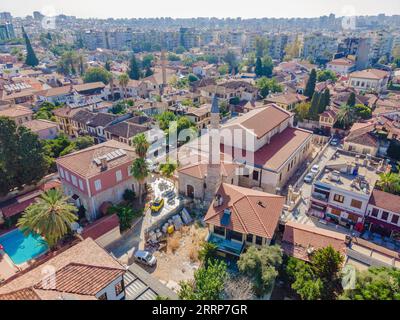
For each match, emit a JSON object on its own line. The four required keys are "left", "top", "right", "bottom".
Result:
{"left": 204, "top": 183, "right": 285, "bottom": 240}
{"left": 0, "top": 180, "right": 61, "bottom": 218}
{"left": 369, "top": 189, "right": 400, "bottom": 214}
{"left": 0, "top": 288, "right": 40, "bottom": 300}
{"left": 81, "top": 214, "right": 120, "bottom": 240}
{"left": 282, "top": 221, "right": 347, "bottom": 261}
{"left": 33, "top": 263, "right": 124, "bottom": 296}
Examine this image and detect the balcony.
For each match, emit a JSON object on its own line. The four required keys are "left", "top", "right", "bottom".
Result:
{"left": 311, "top": 192, "right": 328, "bottom": 202}
{"left": 207, "top": 233, "right": 245, "bottom": 257}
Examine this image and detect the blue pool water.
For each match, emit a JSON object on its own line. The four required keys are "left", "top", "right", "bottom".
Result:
{"left": 0, "top": 229, "right": 48, "bottom": 265}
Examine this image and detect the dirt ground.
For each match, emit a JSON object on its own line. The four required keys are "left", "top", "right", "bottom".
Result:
{"left": 151, "top": 224, "right": 208, "bottom": 291}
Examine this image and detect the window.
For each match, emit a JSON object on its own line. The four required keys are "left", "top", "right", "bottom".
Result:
{"left": 333, "top": 194, "right": 345, "bottom": 203}
{"left": 98, "top": 292, "right": 107, "bottom": 300}
{"left": 115, "top": 170, "right": 122, "bottom": 182}
{"left": 71, "top": 175, "right": 78, "bottom": 187}
{"left": 381, "top": 211, "right": 389, "bottom": 221}
{"left": 255, "top": 236, "right": 263, "bottom": 245}
{"left": 252, "top": 170, "right": 259, "bottom": 181}
{"left": 246, "top": 234, "right": 253, "bottom": 243}
{"left": 371, "top": 208, "right": 379, "bottom": 217}
{"left": 214, "top": 226, "right": 225, "bottom": 237}
{"left": 59, "top": 168, "right": 65, "bottom": 178}
{"left": 127, "top": 166, "right": 132, "bottom": 176}
{"left": 115, "top": 281, "right": 124, "bottom": 296}
{"left": 94, "top": 179, "right": 102, "bottom": 191}
{"left": 78, "top": 179, "right": 84, "bottom": 191}
{"left": 228, "top": 230, "right": 243, "bottom": 242}
{"left": 391, "top": 215, "right": 399, "bottom": 225}
{"left": 350, "top": 199, "right": 362, "bottom": 209}
{"left": 65, "top": 172, "right": 70, "bottom": 182}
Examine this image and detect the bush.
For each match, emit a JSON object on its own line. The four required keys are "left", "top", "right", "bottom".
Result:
{"left": 108, "top": 204, "right": 143, "bottom": 231}
{"left": 168, "top": 235, "right": 180, "bottom": 253}
{"left": 123, "top": 189, "right": 136, "bottom": 203}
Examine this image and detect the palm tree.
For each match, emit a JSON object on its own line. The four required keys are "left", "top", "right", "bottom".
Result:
{"left": 130, "top": 158, "right": 150, "bottom": 204}
{"left": 17, "top": 189, "right": 78, "bottom": 248}
{"left": 377, "top": 172, "right": 400, "bottom": 194}
{"left": 118, "top": 73, "right": 129, "bottom": 100}
{"left": 337, "top": 104, "right": 355, "bottom": 130}
{"left": 132, "top": 133, "right": 150, "bottom": 159}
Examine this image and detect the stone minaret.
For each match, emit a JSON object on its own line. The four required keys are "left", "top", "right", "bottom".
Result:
{"left": 161, "top": 50, "right": 167, "bottom": 94}
{"left": 204, "top": 95, "right": 222, "bottom": 204}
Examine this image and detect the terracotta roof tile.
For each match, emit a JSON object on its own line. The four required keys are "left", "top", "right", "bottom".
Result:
{"left": 0, "top": 287, "right": 40, "bottom": 300}
{"left": 56, "top": 140, "right": 137, "bottom": 178}
{"left": 369, "top": 189, "right": 400, "bottom": 213}
{"left": 34, "top": 263, "right": 124, "bottom": 296}
{"left": 81, "top": 214, "right": 120, "bottom": 240}
{"left": 204, "top": 183, "right": 285, "bottom": 240}
{"left": 282, "top": 221, "right": 347, "bottom": 261}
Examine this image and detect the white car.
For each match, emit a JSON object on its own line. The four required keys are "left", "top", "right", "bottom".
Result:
{"left": 304, "top": 173, "right": 314, "bottom": 184}
{"left": 310, "top": 165, "right": 320, "bottom": 174}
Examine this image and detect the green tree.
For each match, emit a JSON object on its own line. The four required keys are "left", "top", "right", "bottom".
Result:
{"left": 159, "top": 161, "right": 177, "bottom": 180}
{"left": 218, "top": 64, "right": 229, "bottom": 75}
{"left": 322, "top": 88, "right": 331, "bottom": 107}
{"left": 317, "top": 70, "right": 338, "bottom": 82}
{"left": 304, "top": 69, "right": 317, "bottom": 98}
{"left": 287, "top": 246, "right": 344, "bottom": 300}
{"left": 254, "top": 36, "right": 269, "bottom": 58}
{"left": 179, "top": 259, "right": 227, "bottom": 300}
{"left": 75, "top": 136, "right": 94, "bottom": 150}
{"left": 308, "top": 92, "right": 321, "bottom": 120}
{"left": 340, "top": 267, "right": 400, "bottom": 300}
{"left": 105, "top": 60, "right": 111, "bottom": 71}
{"left": 17, "top": 189, "right": 77, "bottom": 248}
{"left": 83, "top": 67, "right": 111, "bottom": 84}
{"left": 156, "top": 111, "right": 177, "bottom": 131}
{"left": 130, "top": 158, "right": 149, "bottom": 204}
{"left": 256, "top": 77, "right": 283, "bottom": 99}
{"left": 347, "top": 92, "right": 356, "bottom": 107}
{"left": 128, "top": 54, "right": 141, "bottom": 80}
{"left": 168, "top": 53, "right": 181, "bottom": 61}
{"left": 224, "top": 50, "right": 238, "bottom": 74}
{"left": 142, "top": 54, "right": 154, "bottom": 69}
{"left": 295, "top": 102, "right": 311, "bottom": 121}
{"left": 354, "top": 104, "right": 372, "bottom": 120}
{"left": 188, "top": 73, "right": 199, "bottom": 82}
{"left": 312, "top": 246, "right": 344, "bottom": 299}
{"left": 261, "top": 55, "right": 274, "bottom": 78}
{"left": 237, "top": 245, "right": 283, "bottom": 297}
{"left": 337, "top": 104, "right": 356, "bottom": 129}
{"left": 255, "top": 57, "right": 263, "bottom": 77}
{"left": 198, "top": 242, "right": 217, "bottom": 266}
{"left": 22, "top": 27, "right": 39, "bottom": 67}
{"left": 132, "top": 133, "right": 150, "bottom": 159}
{"left": 0, "top": 117, "right": 48, "bottom": 195}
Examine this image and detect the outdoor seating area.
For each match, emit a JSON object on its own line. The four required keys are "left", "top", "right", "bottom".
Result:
{"left": 361, "top": 230, "right": 400, "bottom": 251}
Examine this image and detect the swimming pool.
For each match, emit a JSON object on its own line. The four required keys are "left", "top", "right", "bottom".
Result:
{"left": 0, "top": 229, "right": 48, "bottom": 265}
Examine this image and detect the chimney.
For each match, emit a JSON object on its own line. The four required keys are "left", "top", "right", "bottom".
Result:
{"left": 100, "top": 157, "right": 108, "bottom": 171}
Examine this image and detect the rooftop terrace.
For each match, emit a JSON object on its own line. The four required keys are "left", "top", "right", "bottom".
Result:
{"left": 316, "top": 150, "right": 388, "bottom": 197}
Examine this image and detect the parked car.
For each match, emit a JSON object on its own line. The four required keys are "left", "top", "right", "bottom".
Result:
{"left": 151, "top": 198, "right": 164, "bottom": 212}
{"left": 134, "top": 250, "right": 157, "bottom": 267}
{"left": 304, "top": 173, "right": 314, "bottom": 184}
{"left": 330, "top": 137, "right": 340, "bottom": 146}
{"left": 311, "top": 164, "right": 320, "bottom": 174}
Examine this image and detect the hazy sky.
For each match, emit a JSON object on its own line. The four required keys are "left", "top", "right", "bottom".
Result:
{"left": 3, "top": 0, "right": 400, "bottom": 19}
